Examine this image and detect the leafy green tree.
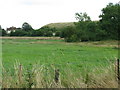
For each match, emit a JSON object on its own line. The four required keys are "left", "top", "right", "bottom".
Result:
{"left": 22, "top": 22, "right": 33, "bottom": 32}
{"left": 75, "top": 12, "right": 91, "bottom": 22}
{"left": 60, "top": 26, "right": 80, "bottom": 42}
{"left": 0, "top": 26, "right": 7, "bottom": 36}
{"left": 10, "top": 30, "right": 27, "bottom": 36}
{"left": 74, "top": 12, "right": 92, "bottom": 41}
{"left": 30, "top": 30, "right": 44, "bottom": 36}
{"left": 44, "top": 31, "right": 53, "bottom": 37}
{"left": 0, "top": 25, "right": 2, "bottom": 30}
{"left": 55, "top": 31, "right": 61, "bottom": 37}
{"left": 40, "top": 26, "right": 57, "bottom": 33}
{"left": 39, "top": 26, "right": 57, "bottom": 36}
{"left": 95, "top": 29, "right": 108, "bottom": 40}
{"left": 61, "top": 12, "right": 91, "bottom": 42}
{"left": 0, "top": 29, "right": 7, "bottom": 36}
{"left": 75, "top": 11, "right": 109, "bottom": 41}
{"left": 99, "top": 3, "right": 120, "bottom": 40}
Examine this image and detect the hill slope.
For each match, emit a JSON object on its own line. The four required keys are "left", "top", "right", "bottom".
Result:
{"left": 43, "top": 22, "right": 76, "bottom": 30}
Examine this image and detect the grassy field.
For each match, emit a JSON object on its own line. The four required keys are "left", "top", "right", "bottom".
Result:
{"left": 2, "top": 37, "right": 119, "bottom": 88}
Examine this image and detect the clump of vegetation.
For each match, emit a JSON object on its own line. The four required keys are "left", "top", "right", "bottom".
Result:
{"left": 22, "top": 22, "right": 33, "bottom": 32}
{"left": 1, "top": 2, "right": 119, "bottom": 42}
{"left": 99, "top": 3, "right": 120, "bottom": 40}
{"left": 60, "top": 26, "right": 80, "bottom": 42}
{"left": 0, "top": 29, "right": 7, "bottom": 36}
{"left": 10, "top": 30, "right": 28, "bottom": 36}
{"left": 0, "top": 25, "right": 7, "bottom": 36}
{"left": 8, "top": 25, "right": 56, "bottom": 37}
{"left": 2, "top": 61, "right": 118, "bottom": 88}
{"left": 59, "top": 3, "right": 119, "bottom": 42}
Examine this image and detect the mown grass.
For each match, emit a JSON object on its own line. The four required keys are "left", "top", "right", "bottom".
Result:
{"left": 2, "top": 38, "right": 119, "bottom": 88}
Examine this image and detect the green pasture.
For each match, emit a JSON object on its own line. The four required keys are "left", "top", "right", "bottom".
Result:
{"left": 2, "top": 39, "right": 118, "bottom": 75}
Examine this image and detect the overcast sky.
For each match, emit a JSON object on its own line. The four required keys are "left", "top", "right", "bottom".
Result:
{"left": 0, "top": 0, "right": 119, "bottom": 29}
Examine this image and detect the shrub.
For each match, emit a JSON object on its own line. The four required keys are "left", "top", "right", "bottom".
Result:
{"left": 10, "top": 30, "right": 27, "bottom": 36}
{"left": 95, "top": 29, "right": 108, "bottom": 41}
{"left": 30, "top": 30, "right": 44, "bottom": 36}
{"left": 22, "top": 22, "right": 33, "bottom": 32}
{"left": 0, "top": 29, "right": 7, "bottom": 36}
{"left": 55, "top": 31, "right": 61, "bottom": 37}
{"left": 44, "top": 31, "right": 53, "bottom": 37}
{"left": 81, "top": 35, "right": 89, "bottom": 42}
{"left": 65, "top": 34, "right": 79, "bottom": 42}
{"left": 61, "top": 26, "right": 80, "bottom": 42}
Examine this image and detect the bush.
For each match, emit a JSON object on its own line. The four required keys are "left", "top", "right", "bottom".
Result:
{"left": 0, "top": 29, "right": 7, "bottom": 36}
{"left": 60, "top": 30, "right": 66, "bottom": 38}
{"left": 95, "top": 29, "right": 108, "bottom": 41}
{"left": 44, "top": 31, "right": 53, "bottom": 37}
{"left": 60, "top": 21, "right": 109, "bottom": 42}
{"left": 55, "top": 31, "right": 61, "bottom": 37}
{"left": 99, "top": 3, "right": 120, "bottom": 40}
{"left": 74, "top": 21, "right": 110, "bottom": 42}
{"left": 81, "top": 35, "right": 89, "bottom": 42}
{"left": 40, "top": 26, "right": 56, "bottom": 32}
{"left": 39, "top": 26, "right": 57, "bottom": 37}
{"left": 22, "top": 22, "right": 33, "bottom": 32}
{"left": 30, "top": 30, "right": 44, "bottom": 36}
{"left": 10, "top": 30, "right": 27, "bottom": 36}
{"left": 65, "top": 34, "right": 79, "bottom": 42}
{"left": 61, "top": 26, "right": 80, "bottom": 42}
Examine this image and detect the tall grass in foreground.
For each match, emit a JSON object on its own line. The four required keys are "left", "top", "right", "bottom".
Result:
{"left": 2, "top": 61, "right": 118, "bottom": 88}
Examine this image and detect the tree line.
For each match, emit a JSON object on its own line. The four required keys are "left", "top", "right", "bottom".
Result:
{"left": 0, "top": 2, "right": 119, "bottom": 42}
{"left": 61, "top": 3, "right": 119, "bottom": 42}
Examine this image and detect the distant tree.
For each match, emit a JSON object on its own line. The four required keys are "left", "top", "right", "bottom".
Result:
{"left": 40, "top": 26, "right": 57, "bottom": 32}
{"left": 99, "top": 3, "right": 120, "bottom": 40}
{"left": 74, "top": 13, "right": 92, "bottom": 42}
{"left": 44, "top": 31, "right": 53, "bottom": 37}
{"left": 39, "top": 26, "right": 57, "bottom": 37}
{"left": 30, "top": 30, "right": 44, "bottom": 36}
{"left": 60, "top": 13, "right": 91, "bottom": 42}
{"left": 0, "top": 25, "right": 2, "bottom": 30}
{"left": 22, "top": 22, "right": 33, "bottom": 32}
{"left": 60, "top": 26, "right": 80, "bottom": 42}
{"left": 75, "top": 12, "right": 91, "bottom": 22}
{"left": 55, "top": 31, "right": 61, "bottom": 37}
{"left": 86, "top": 21, "right": 99, "bottom": 41}
{"left": 10, "top": 30, "right": 27, "bottom": 36}
{"left": 60, "top": 26, "right": 72, "bottom": 38}
{"left": 0, "top": 25, "right": 7, "bottom": 36}
{"left": 0, "top": 29, "right": 7, "bottom": 36}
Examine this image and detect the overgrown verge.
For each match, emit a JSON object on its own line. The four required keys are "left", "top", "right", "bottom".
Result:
{"left": 2, "top": 60, "right": 119, "bottom": 88}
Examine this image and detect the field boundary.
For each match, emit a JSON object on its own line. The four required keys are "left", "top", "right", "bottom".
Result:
{"left": 0, "top": 37, "right": 64, "bottom": 40}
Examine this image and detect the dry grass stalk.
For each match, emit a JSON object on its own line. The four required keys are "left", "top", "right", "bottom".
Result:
{"left": 2, "top": 61, "right": 118, "bottom": 88}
